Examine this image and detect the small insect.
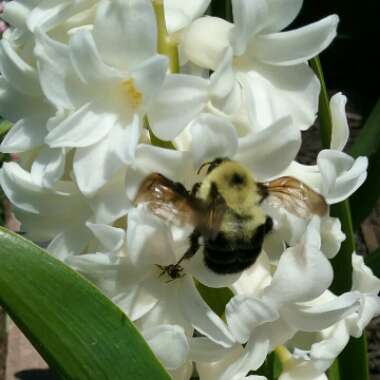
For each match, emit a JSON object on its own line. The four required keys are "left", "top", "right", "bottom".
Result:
{"left": 135, "top": 158, "right": 327, "bottom": 278}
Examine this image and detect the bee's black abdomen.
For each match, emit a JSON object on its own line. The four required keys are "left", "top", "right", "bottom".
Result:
{"left": 204, "top": 246, "right": 262, "bottom": 274}
{"left": 203, "top": 217, "right": 272, "bottom": 274}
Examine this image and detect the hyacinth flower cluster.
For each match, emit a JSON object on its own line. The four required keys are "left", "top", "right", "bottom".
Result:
{"left": 0, "top": 1, "right": 378, "bottom": 379}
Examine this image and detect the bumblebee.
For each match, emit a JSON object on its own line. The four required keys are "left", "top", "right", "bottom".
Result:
{"left": 135, "top": 158, "right": 327, "bottom": 277}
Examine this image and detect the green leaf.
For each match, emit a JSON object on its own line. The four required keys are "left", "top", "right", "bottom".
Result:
{"left": 310, "top": 57, "right": 354, "bottom": 293}
{"left": 365, "top": 247, "right": 380, "bottom": 279}
{"left": 350, "top": 100, "right": 380, "bottom": 158}
{"left": 349, "top": 100, "right": 380, "bottom": 229}
{"left": 0, "top": 227, "right": 171, "bottom": 380}
{"left": 310, "top": 56, "right": 369, "bottom": 380}
{"left": 335, "top": 334, "right": 369, "bottom": 380}
{"left": 196, "top": 281, "right": 233, "bottom": 317}
{"left": 309, "top": 57, "right": 332, "bottom": 148}
{"left": 328, "top": 360, "right": 341, "bottom": 380}
{"left": 0, "top": 119, "right": 12, "bottom": 136}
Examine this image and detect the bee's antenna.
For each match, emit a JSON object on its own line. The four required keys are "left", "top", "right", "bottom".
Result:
{"left": 197, "top": 157, "right": 229, "bottom": 175}
{"left": 197, "top": 161, "right": 212, "bottom": 175}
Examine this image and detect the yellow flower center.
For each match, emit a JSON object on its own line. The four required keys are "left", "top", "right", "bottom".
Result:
{"left": 121, "top": 79, "right": 143, "bottom": 109}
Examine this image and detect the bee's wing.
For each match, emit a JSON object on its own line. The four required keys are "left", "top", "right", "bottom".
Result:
{"left": 261, "top": 176, "right": 328, "bottom": 219}
{"left": 134, "top": 173, "right": 198, "bottom": 226}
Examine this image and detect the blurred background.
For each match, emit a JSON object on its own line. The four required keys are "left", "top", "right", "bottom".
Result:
{"left": 296, "top": 0, "right": 379, "bottom": 118}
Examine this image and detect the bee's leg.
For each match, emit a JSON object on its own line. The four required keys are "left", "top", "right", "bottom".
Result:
{"left": 176, "top": 229, "right": 201, "bottom": 266}
{"left": 190, "top": 182, "right": 201, "bottom": 198}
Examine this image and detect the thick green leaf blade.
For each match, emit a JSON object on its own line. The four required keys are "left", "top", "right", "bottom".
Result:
{"left": 310, "top": 56, "right": 369, "bottom": 380}
{"left": 0, "top": 119, "right": 11, "bottom": 136}
{"left": 350, "top": 99, "right": 380, "bottom": 158}
{"left": 0, "top": 227, "right": 171, "bottom": 380}
{"left": 349, "top": 100, "right": 380, "bottom": 229}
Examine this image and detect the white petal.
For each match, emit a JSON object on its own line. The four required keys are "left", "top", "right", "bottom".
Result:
{"left": 330, "top": 93, "right": 349, "bottom": 151}
{"left": 47, "top": 226, "right": 91, "bottom": 261}
{"left": 94, "top": 0, "right": 156, "bottom": 70}
{"left": 148, "top": 74, "right": 208, "bottom": 140}
{"left": 88, "top": 173, "right": 131, "bottom": 224}
{"left": 236, "top": 116, "right": 301, "bottom": 181}
{"left": 0, "top": 116, "right": 47, "bottom": 153}
{"left": 31, "top": 147, "right": 66, "bottom": 188}
{"left": 196, "top": 345, "right": 244, "bottom": 380}
{"left": 263, "top": 0, "right": 303, "bottom": 33}
{"left": 73, "top": 116, "right": 140, "bottom": 195}
{"left": 130, "top": 55, "right": 169, "bottom": 107}
{"left": 308, "top": 321, "right": 350, "bottom": 374}
{"left": 143, "top": 325, "right": 189, "bottom": 370}
{"left": 1, "top": 1, "right": 34, "bottom": 28}
{"left": 252, "top": 15, "right": 339, "bottom": 66}
{"left": 138, "top": 286, "right": 192, "bottom": 334}
{"left": 28, "top": 0, "right": 84, "bottom": 32}
{"left": 178, "top": 276, "right": 235, "bottom": 347}
{"left": 127, "top": 206, "right": 177, "bottom": 267}
{"left": 226, "top": 295, "right": 279, "bottom": 343}
{"left": 183, "top": 16, "right": 233, "bottom": 70}
{"left": 69, "top": 28, "right": 123, "bottom": 85}
{"left": 282, "top": 292, "right": 361, "bottom": 332}
{"left": 0, "top": 162, "right": 83, "bottom": 215}
{"left": 169, "top": 362, "right": 193, "bottom": 380}
{"left": 0, "top": 78, "right": 51, "bottom": 122}
{"left": 230, "top": 0, "right": 268, "bottom": 56}
{"left": 190, "top": 113, "right": 238, "bottom": 168}
{"left": 239, "top": 62, "right": 320, "bottom": 131}
{"left": 219, "top": 336, "right": 269, "bottom": 380}
{"left": 164, "top": 0, "right": 211, "bottom": 34}
{"left": 113, "top": 282, "right": 158, "bottom": 322}
{"left": 352, "top": 253, "right": 380, "bottom": 294}
{"left": 232, "top": 253, "right": 272, "bottom": 296}
{"left": 86, "top": 223, "right": 125, "bottom": 253}
{"left": 320, "top": 217, "right": 345, "bottom": 259}
{"left": 210, "top": 47, "right": 235, "bottom": 101}
{"left": 351, "top": 295, "right": 380, "bottom": 337}
{"left": 125, "top": 145, "right": 194, "bottom": 201}
{"left": 0, "top": 38, "right": 41, "bottom": 96}
{"left": 263, "top": 218, "right": 333, "bottom": 306}
{"left": 46, "top": 103, "right": 116, "bottom": 148}
{"left": 34, "top": 30, "right": 79, "bottom": 109}
{"left": 190, "top": 337, "right": 236, "bottom": 362}
{"left": 317, "top": 150, "right": 368, "bottom": 204}
{"left": 65, "top": 252, "right": 120, "bottom": 274}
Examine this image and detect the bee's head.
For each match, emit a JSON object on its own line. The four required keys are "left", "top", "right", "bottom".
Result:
{"left": 198, "top": 160, "right": 263, "bottom": 210}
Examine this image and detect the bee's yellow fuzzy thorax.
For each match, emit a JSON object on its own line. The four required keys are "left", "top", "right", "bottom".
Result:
{"left": 198, "top": 161, "right": 263, "bottom": 214}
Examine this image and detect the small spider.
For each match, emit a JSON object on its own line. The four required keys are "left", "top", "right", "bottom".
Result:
{"left": 156, "top": 264, "right": 185, "bottom": 282}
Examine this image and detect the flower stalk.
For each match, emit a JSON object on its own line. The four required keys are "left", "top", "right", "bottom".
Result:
{"left": 153, "top": 0, "right": 180, "bottom": 74}
{"left": 149, "top": 0, "right": 177, "bottom": 149}
{"left": 310, "top": 56, "right": 369, "bottom": 380}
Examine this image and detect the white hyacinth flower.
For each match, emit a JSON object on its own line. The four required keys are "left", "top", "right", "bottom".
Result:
{"left": 183, "top": 0, "right": 339, "bottom": 132}
{"left": 273, "top": 253, "right": 380, "bottom": 380}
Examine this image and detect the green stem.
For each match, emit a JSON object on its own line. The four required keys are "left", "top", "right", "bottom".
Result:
{"left": 327, "top": 360, "right": 341, "bottom": 380}
{"left": 148, "top": 0, "right": 177, "bottom": 149}
{"left": 310, "top": 56, "right": 369, "bottom": 380}
{"left": 152, "top": 0, "right": 180, "bottom": 74}
{"left": 309, "top": 57, "right": 332, "bottom": 149}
